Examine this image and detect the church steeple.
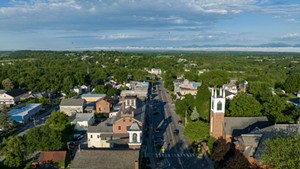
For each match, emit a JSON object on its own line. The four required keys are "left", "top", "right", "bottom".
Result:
{"left": 210, "top": 88, "right": 226, "bottom": 139}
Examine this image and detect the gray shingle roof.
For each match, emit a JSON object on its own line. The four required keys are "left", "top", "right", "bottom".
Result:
{"left": 88, "top": 120, "right": 113, "bottom": 133}
{"left": 60, "top": 99, "right": 85, "bottom": 106}
{"left": 129, "top": 122, "right": 141, "bottom": 131}
{"left": 71, "top": 149, "right": 139, "bottom": 169}
{"left": 224, "top": 116, "right": 269, "bottom": 136}
{"left": 6, "top": 89, "right": 27, "bottom": 97}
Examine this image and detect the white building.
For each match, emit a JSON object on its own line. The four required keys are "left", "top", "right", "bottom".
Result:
{"left": 150, "top": 68, "right": 162, "bottom": 75}
{"left": 59, "top": 99, "right": 86, "bottom": 116}
{"left": 71, "top": 113, "right": 95, "bottom": 131}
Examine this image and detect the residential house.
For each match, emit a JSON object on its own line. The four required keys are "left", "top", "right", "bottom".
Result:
{"left": 38, "top": 151, "right": 67, "bottom": 166}
{"left": 173, "top": 79, "right": 201, "bottom": 99}
{"left": 71, "top": 149, "right": 139, "bottom": 169}
{"left": 81, "top": 94, "right": 106, "bottom": 103}
{"left": 71, "top": 113, "right": 95, "bottom": 131}
{"left": 60, "top": 99, "right": 86, "bottom": 116}
{"left": 223, "top": 78, "right": 238, "bottom": 94}
{"left": 95, "top": 96, "right": 114, "bottom": 113}
{"left": 70, "top": 86, "right": 83, "bottom": 95}
{"left": 81, "top": 85, "right": 90, "bottom": 93}
{"left": 0, "top": 89, "right": 27, "bottom": 106}
{"left": 150, "top": 68, "right": 162, "bottom": 75}
{"left": 8, "top": 104, "right": 42, "bottom": 124}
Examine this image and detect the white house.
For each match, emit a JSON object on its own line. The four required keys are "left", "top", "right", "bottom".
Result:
{"left": 59, "top": 99, "right": 86, "bottom": 116}
{"left": 150, "top": 68, "right": 162, "bottom": 75}
{"left": 71, "top": 113, "right": 95, "bottom": 131}
{"left": 0, "top": 89, "right": 27, "bottom": 106}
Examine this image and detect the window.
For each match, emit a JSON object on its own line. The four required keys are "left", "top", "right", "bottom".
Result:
{"left": 118, "top": 126, "right": 121, "bottom": 130}
{"left": 217, "top": 101, "right": 222, "bottom": 110}
{"left": 90, "top": 135, "right": 93, "bottom": 138}
{"left": 101, "top": 137, "right": 106, "bottom": 140}
{"left": 212, "top": 101, "right": 214, "bottom": 110}
{"left": 123, "top": 118, "right": 125, "bottom": 122}
{"left": 129, "top": 119, "right": 132, "bottom": 122}
{"left": 97, "top": 135, "right": 100, "bottom": 138}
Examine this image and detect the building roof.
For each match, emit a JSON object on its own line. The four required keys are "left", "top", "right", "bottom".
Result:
{"left": 252, "top": 124, "right": 300, "bottom": 161}
{"left": 8, "top": 104, "right": 41, "bottom": 116}
{"left": 6, "top": 89, "right": 27, "bottom": 97}
{"left": 88, "top": 120, "right": 113, "bottom": 133}
{"left": 60, "top": 99, "right": 85, "bottom": 107}
{"left": 73, "top": 113, "right": 94, "bottom": 121}
{"left": 82, "top": 94, "right": 106, "bottom": 98}
{"left": 287, "top": 98, "right": 300, "bottom": 104}
{"left": 129, "top": 122, "right": 141, "bottom": 131}
{"left": 71, "top": 149, "right": 139, "bottom": 169}
{"left": 39, "top": 151, "right": 67, "bottom": 163}
{"left": 224, "top": 116, "right": 269, "bottom": 136}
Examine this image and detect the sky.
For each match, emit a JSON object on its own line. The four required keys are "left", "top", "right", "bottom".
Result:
{"left": 0, "top": 0, "right": 300, "bottom": 50}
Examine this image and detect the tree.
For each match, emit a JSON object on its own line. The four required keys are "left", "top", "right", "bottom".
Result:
{"left": 94, "top": 85, "right": 106, "bottom": 94}
{"left": 2, "top": 78, "right": 13, "bottom": 91}
{"left": 1, "top": 136, "right": 27, "bottom": 168}
{"left": 25, "top": 125, "right": 64, "bottom": 153}
{"left": 195, "top": 84, "right": 210, "bottom": 121}
{"left": 46, "top": 111, "right": 70, "bottom": 131}
{"left": 283, "top": 74, "right": 300, "bottom": 93}
{"left": 211, "top": 138, "right": 231, "bottom": 163}
{"left": 228, "top": 93, "right": 262, "bottom": 117}
{"left": 0, "top": 105, "right": 13, "bottom": 132}
{"left": 261, "top": 134, "right": 300, "bottom": 169}
{"left": 190, "top": 107, "right": 199, "bottom": 121}
{"left": 107, "top": 87, "right": 117, "bottom": 96}
{"left": 183, "top": 120, "right": 209, "bottom": 142}
{"left": 262, "top": 95, "right": 292, "bottom": 123}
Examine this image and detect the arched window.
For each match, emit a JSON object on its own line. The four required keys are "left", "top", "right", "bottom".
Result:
{"left": 132, "top": 133, "right": 137, "bottom": 143}
{"left": 217, "top": 101, "right": 222, "bottom": 110}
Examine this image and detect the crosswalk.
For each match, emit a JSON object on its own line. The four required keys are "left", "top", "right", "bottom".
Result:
{"left": 149, "top": 153, "right": 199, "bottom": 158}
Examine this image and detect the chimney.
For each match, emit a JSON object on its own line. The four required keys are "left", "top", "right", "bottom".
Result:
{"left": 134, "top": 160, "right": 139, "bottom": 169}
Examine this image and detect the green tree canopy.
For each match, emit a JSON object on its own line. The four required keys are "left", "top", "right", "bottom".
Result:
{"left": 0, "top": 105, "right": 14, "bottom": 132}
{"left": 183, "top": 120, "right": 209, "bottom": 142}
{"left": 262, "top": 95, "right": 292, "bottom": 123}
{"left": 1, "top": 136, "right": 27, "bottom": 168}
{"left": 2, "top": 78, "right": 14, "bottom": 91}
{"left": 228, "top": 93, "right": 262, "bottom": 117}
{"left": 94, "top": 85, "right": 106, "bottom": 94}
{"left": 46, "top": 111, "right": 70, "bottom": 131}
{"left": 25, "top": 125, "right": 64, "bottom": 153}
{"left": 195, "top": 84, "right": 210, "bottom": 121}
{"left": 261, "top": 134, "right": 300, "bottom": 169}
{"left": 283, "top": 74, "right": 300, "bottom": 93}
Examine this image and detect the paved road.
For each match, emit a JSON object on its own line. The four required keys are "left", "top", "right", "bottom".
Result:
{"left": 150, "top": 79, "right": 212, "bottom": 169}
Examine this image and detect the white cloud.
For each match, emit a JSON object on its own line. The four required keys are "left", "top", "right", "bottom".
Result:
{"left": 282, "top": 33, "right": 300, "bottom": 39}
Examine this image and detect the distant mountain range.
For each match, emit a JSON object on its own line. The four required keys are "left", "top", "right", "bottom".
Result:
{"left": 184, "top": 43, "right": 300, "bottom": 48}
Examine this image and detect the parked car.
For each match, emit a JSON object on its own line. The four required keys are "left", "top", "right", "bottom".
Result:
{"left": 178, "top": 120, "right": 182, "bottom": 125}
{"left": 174, "top": 129, "right": 179, "bottom": 135}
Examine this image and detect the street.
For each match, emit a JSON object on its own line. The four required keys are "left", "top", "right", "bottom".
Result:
{"left": 142, "top": 79, "right": 212, "bottom": 169}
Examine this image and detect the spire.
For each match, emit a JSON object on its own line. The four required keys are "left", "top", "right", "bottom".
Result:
{"left": 214, "top": 88, "right": 217, "bottom": 97}
{"left": 219, "top": 87, "right": 222, "bottom": 96}
{"left": 223, "top": 88, "right": 226, "bottom": 98}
